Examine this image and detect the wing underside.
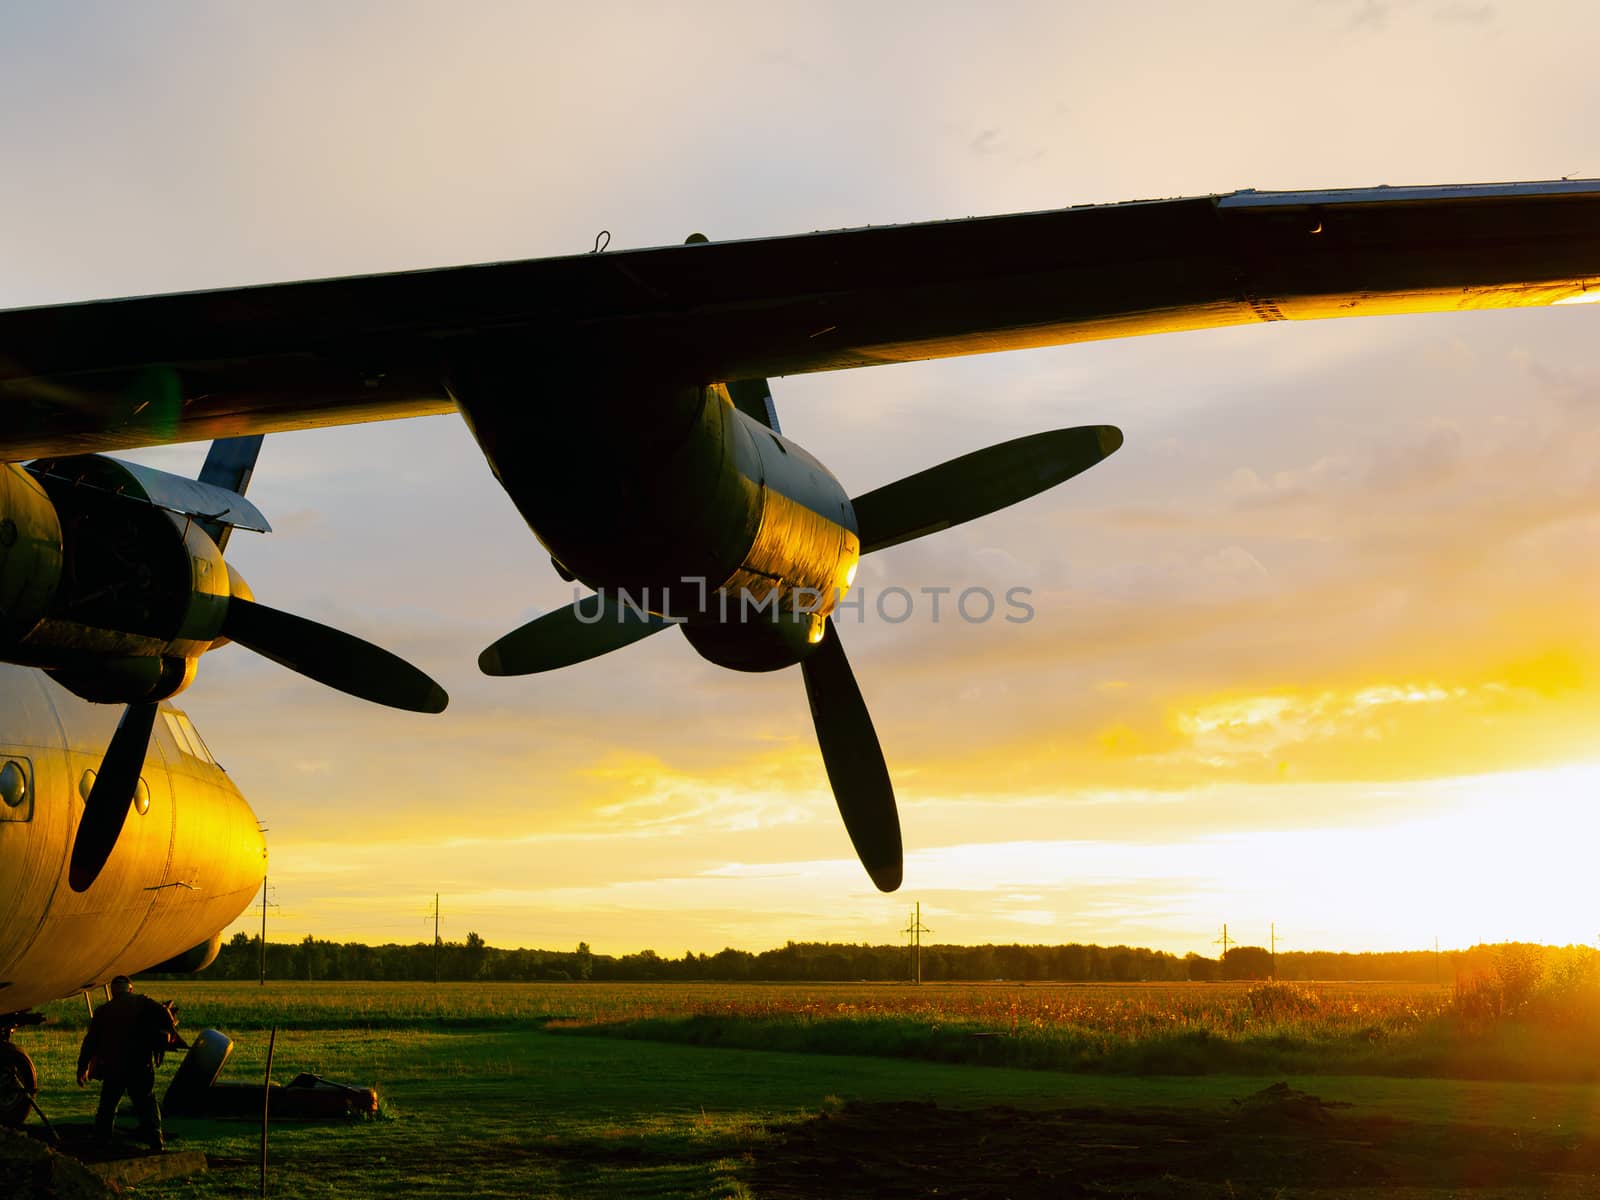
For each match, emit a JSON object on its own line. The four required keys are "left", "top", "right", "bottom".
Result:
{"left": 4, "top": 180, "right": 1600, "bottom": 460}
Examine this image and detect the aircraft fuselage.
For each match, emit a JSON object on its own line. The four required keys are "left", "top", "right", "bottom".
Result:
{"left": 0, "top": 665, "right": 265, "bottom": 1015}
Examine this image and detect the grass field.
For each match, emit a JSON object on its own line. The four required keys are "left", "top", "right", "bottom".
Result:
{"left": 36, "top": 975, "right": 1599, "bottom": 1082}
{"left": 15, "top": 980, "right": 1600, "bottom": 1198}
{"left": 40, "top": 977, "right": 1452, "bottom": 1034}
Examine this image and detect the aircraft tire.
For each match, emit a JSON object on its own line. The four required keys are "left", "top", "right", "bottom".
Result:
{"left": 0, "top": 1040, "right": 36, "bottom": 1128}
{"left": 163, "top": 1028, "right": 233, "bottom": 1114}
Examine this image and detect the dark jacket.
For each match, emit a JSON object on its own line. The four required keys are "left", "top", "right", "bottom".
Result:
{"left": 78, "top": 993, "right": 180, "bottom": 1080}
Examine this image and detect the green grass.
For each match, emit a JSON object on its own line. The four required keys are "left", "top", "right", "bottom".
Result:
{"left": 15, "top": 980, "right": 1600, "bottom": 1197}
{"left": 565, "top": 1008, "right": 1600, "bottom": 1083}
{"left": 38, "top": 978, "right": 1451, "bottom": 1034}
{"left": 51, "top": 978, "right": 1590, "bottom": 1084}
{"left": 21, "top": 1022, "right": 1600, "bottom": 1199}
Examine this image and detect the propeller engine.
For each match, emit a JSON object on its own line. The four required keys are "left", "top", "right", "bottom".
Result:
{"left": 0, "top": 450, "right": 448, "bottom": 892}
{"left": 478, "top": 367, "right": 1121, "bottom": 893}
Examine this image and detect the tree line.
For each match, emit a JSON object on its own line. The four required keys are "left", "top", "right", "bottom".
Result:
{"left": 167, "top": 931, "right": 1529, "bottom": 984}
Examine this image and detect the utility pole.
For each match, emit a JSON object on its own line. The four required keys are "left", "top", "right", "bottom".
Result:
{"left": 1215, "top": 923, "right": 1231, "bottom": 976}
{"left": 902, "top": 903, "right": 931, "bottom": 985}
{"left": 257, "top": 876, "right": 278, "bottom": 986}
{"left": 259, "top": 876, "right": 267, "bottom": 985}
{"left": 1270, "top": 923, "right": 1278, "bottom": 981}
{"left": 1434, "top": 935, "right": 1440, "bottom": 987}
{"left": 430, "top": 893, "right": 441, "bottom": 984}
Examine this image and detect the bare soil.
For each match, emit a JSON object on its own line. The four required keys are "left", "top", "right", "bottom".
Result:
{"left": 749, "top": 1084, "right": 1600, "bottom": 1199}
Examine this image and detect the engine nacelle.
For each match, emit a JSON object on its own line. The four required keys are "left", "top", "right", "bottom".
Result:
{"left": 143, "top": 933, "right": 224, "bottom": 975}
{"left": 0, "top": 465, "right": 64, "bottom": 643}
{"left": 0, "top": 456, "right": 250, "bottom": 703}
{"left": 500, "top": 384, "right": 860, "bottom": 618}
{"left": 49, "top": 656, "right": 198, "bottom": 705}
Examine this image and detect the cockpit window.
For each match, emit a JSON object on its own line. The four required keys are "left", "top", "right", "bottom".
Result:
{"left": 163, "top": 710, "right": 216, "bottom": 765}
{"left": 163, "top": 711, "right": 196, "bottom": 757}
{"left": 175, "top": 712, "right": 216, "bottom": 764}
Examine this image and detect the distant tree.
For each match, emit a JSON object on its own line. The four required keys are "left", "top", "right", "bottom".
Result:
{"left": 463, "top": 931, "right": 488, "bottom": 979}
{"left": 1221, "top": 946, "right": 1273, "bottom": 980}
{"left": 1054, "top": 944, "right": 1089, "bottom": 981}
{"left": 297, "top": 934, "right": 323, "bottom": 981}
{"left": 708, "top": 947, "right": 750, "bottom": 979}
{"left": 169, "top": 933, "right": 1568, "bottom": 986}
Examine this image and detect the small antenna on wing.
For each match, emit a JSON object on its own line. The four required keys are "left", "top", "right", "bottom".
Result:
{"left": 591, "top": 230, "right": 611, "bottom": 253}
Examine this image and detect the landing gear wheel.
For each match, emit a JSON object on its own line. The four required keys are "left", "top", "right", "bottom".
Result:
{"left": 0, "top": 1040, "right": 37, "bottom": 1128}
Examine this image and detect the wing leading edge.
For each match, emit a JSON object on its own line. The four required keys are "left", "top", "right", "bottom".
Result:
{"left": 4, "top": 179, "right": 1600, "bottom": 460}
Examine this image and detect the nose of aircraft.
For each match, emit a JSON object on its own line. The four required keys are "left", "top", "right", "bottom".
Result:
{"left": 164, "top": 756, "right": 269, "bottom": 911}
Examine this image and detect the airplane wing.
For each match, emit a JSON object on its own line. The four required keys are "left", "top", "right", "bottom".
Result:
{"left": 4, "top": 179, "right": 1600, "bottom": 461}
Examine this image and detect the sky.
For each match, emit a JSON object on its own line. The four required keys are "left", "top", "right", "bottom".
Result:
{"left": 2, "top": 1, "right": 1597, "bottom": 958}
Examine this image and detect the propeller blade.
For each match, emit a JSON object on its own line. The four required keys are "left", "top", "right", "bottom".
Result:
{"left": 852, "top": 425, "right": 1123, "bottom": 555}
{"left": 480, "top": 593, "right": 672, "bottom": 676}
{"left": 801, "top": 618, "right": 902, "bottom": 892}
{"left": 69, "top": 700, "right": 158, "bottom": 892}
{"left": 221, "top": 597, "right": 448, "bottom": 713}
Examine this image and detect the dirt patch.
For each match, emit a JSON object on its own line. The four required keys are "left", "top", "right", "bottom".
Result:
{"left": 747, "top": 1085, "right": 1600, "bottom": 1199}
{"left": 0, "top": 1128, "right": 115, "bottom": 1200}
{"left": 1230, "top": 1081, "right": 1352, "bottom": 1126}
